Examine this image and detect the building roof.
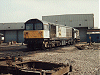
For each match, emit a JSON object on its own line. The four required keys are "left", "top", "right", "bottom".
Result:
{"left": 43, "top": 14, "right": 94, "bottom": 17}
{"left": 42, "top": 14, "right": 94, "bottom": 28}
{"left": 0, "top": 22, "right": 25, "bottom": 30}
{"left": 87, "top": 29, "right": 100, "bottom": 32}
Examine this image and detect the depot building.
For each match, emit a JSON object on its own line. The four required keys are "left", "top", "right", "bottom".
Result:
{"left": 0, "top": 22, "right": 25, "bottom": 43}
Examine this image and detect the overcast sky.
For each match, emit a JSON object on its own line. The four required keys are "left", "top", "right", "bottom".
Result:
{"left": 0, "top": 0, "right": 99, "bottom": 28}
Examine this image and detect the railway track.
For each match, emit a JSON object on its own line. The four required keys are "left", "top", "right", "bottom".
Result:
{"left": 0, "top": 44, "right": 74, "bottom": 58}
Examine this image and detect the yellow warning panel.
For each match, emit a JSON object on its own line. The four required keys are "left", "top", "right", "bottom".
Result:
{"left": 24, "top": 30, "right": 44, "bottom": 39}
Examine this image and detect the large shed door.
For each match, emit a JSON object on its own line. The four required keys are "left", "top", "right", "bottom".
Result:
{"left": 5, "top": 30, "right": 17, "bottom": 42}
{"left": 18, "top": 30, "right": 24, "bottom": 43}
{"left": 79, "top": 27, "right": 87, "bottom": 42}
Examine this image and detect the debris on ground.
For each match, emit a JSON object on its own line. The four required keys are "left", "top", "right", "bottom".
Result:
{"left": 75, "top": 45, "right": 85, "bottom": 50}
{"left": 0, "top": 58, "right": 70, "bottom": 75}
{"left": 0, "top": 42, "right": 99, "bottom": 75}
{"left": 75, "top": 43, "right": 100, "bottom": 50}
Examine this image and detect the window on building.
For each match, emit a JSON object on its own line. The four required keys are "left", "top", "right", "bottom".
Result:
{"left": 79, "top": 24, "right": 81, "bottom": 26}
{"left": 21, "top": 26, "right": 23, "bottom": 28}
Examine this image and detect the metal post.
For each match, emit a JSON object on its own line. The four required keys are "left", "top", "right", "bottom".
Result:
{"left": 89, "top": 35, "right": 91, "bottom": 45}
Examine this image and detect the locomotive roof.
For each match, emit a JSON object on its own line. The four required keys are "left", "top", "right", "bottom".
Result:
{"left": 25, "top": 18, "right": 79, "bottom": 30}
{"left": 25, "top": 18, "right": 49, "bottom": 25}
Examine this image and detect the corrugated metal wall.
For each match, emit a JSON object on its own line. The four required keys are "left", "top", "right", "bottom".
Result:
{"left": 5, "top": 30, "right": 17, "bottom": 42}
{"left": 0, "top": 30, "right": 24, "bottom": 43}
{"left": 0, "top": 31, "right": 5, "bottom": 35}
{"left": 18, "top": 30, "right": 24, "bottom": 43}
{"left": 76, "top": 27, "right": 88, "bottom": 42}
{"left": 42, "top": 14, "right": 94, "bottom": 28}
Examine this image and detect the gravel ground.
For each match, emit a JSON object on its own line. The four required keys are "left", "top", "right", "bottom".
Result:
{"left": 0, "top": 43, "right": 100, "bottom": 75}
{"left": 23, "top": 45, "right": 100, "bottom": 75}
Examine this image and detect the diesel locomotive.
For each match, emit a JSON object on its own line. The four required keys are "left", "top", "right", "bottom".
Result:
{"left": 24, "top": 19, "right": 80, "bottom": 49}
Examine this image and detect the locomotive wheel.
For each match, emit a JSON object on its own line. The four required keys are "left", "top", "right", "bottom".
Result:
{"left": 27, "top": 44, "right": 31, "bottom": 48}
{"left": 47, "top": 44, "right": 50, "bottom": 48}
{"left": 49, "top": 44, "right": 52, "bottom": 49}
{"left": 73, "top": 40, "right": 76, "bottom": 44}
{"left": 55, "top": 43, "right": 57, "bottom": 47}
{"left": 42, "top": 44, "right": 46, "bottom": 50}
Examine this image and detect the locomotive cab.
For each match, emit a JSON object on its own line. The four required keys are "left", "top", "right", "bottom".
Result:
{"left": 24, "top": 19, "right": 50, "bottom": 49}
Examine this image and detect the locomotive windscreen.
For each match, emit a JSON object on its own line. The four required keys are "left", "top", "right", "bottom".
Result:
{"left": 34, "top": 23, "right": 43, "bottom": 30}
{"left": 26, "top": 24, "right": 33, "bottom": 30}
{"left": 26, "top": 23, "right": 43, "bottom": 30}
{"left": 25, "top": 19, "right": 43, "bottom": 30}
